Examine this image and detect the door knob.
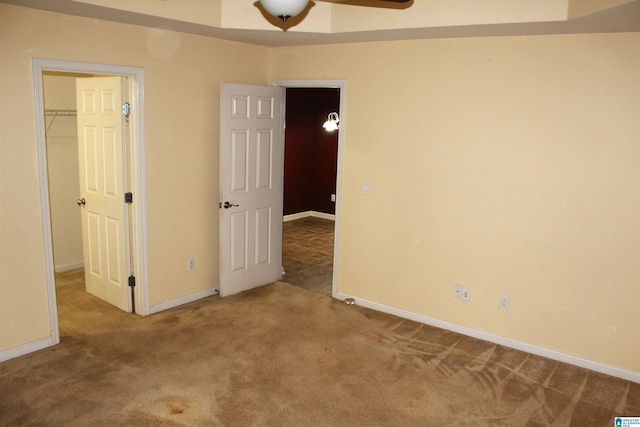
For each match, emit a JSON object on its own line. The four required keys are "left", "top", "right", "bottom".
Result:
{"left": 222, "top": 201, "right": 239, "bottom": 209}
{"left": 77, "top": 198, "right": 86, "bottom": 206}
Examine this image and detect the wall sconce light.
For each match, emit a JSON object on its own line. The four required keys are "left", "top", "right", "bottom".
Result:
{"left": 259, "top": 0, "right": 310, "bottom": 21}
{"left": 323, "top": 112, "right": 340, "bottom": 131}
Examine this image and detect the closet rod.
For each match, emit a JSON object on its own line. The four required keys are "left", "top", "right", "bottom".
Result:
{"left": 44, "top": 109, "right": 77, "bottom": 135}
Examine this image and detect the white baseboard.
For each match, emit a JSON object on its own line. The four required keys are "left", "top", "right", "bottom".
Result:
{"left": 148, "top": 288, "right": 219, "bottom": 315}
{"left": 334, "top": 291, "right": 640, "bottom": 384}
{"left": 0, "top": 336, "right": 56, "bottom": 363}
{"left": 284, "top": 210, "right": 335, "bottom": 222}
{"left": 54, "top": 262, "right": 84, "bottom": 273}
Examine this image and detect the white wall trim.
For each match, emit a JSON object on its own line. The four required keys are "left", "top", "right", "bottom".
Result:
{"left": 148, "top": 288, "right": 219, "bottom": 315}
{"left": 334, "top": 291, "right": 640, "bottom": 384}
{"left": 284, "top": 210, "right": 335, "bottom": 222}
{"left": 0, "top": 337, "right": 56, "bottom": 363}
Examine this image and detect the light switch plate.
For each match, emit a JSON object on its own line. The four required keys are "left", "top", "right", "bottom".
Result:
{"left": 499, "top": 294, "right": 511, "bottom": 310}
{"left": 362, "top": 181, "right": 370, "bottom": 195}
{"left": 454, "top": 284, "right": 462, "bottom": 298}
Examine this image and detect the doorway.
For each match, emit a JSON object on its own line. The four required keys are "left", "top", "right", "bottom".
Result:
{"left": 281, "top": 87, "right": 339, "bottom": 296}
{"left": 33, "top": 59, "right": 148, "bottom": 346}
{"left": 43, "top": 72, "right": 131, "bottom": 326}
{"left": 275, "top": 80, "right": 345, "bottom": 298}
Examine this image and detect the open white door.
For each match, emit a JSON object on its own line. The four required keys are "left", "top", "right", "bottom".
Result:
{"left": 219, "top": 83, "right": 284, "bottom": 297}
{"left": 76, "top": 76, "right": 131, "bottom": 312}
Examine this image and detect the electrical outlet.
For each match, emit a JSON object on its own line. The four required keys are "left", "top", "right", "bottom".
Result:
{"left": 453, "top": 284, "right": 463, "bottom": 298}
{"left": 187, "top": 258, "right": 195, "bottom": 272}
{"left": 462, "top": 287, "right": 471, "bottom": 302}
{"left": 499, "top": 294, "right": 511, "bottom": 310}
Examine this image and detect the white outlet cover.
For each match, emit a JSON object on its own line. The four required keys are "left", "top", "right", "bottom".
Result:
{"left": 462, "top": 287, "right": 471, "bottom": 302}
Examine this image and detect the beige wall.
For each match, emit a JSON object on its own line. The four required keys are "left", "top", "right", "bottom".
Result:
{"left": 1, "top": 2, "right": 638, "bottom": 376}
{"left": 0, "top": 3, "right": 269, "bottom": 352}
{"left": 43, "top": 74, "right": 83, "bottom": 272}
{"left": 270, "top": 33, "right": 640, "bottom": 373}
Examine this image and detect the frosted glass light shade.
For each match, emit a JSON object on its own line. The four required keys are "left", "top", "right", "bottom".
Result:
{"left": 259, "top": 0, "right": 310, "bottom": 20}
{"left": 323, "top": 112, "right": 340, "bottom": 131}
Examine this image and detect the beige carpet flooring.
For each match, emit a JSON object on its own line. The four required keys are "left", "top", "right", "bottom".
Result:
{"left": 282, "top": 216, "right": 334, "bottom": 296}
{"left": 0, "top": 270, "right": 638, "bottom": 426}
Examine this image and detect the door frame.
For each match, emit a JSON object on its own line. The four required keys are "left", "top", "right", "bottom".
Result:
{"left": 273, "top": 79, "right": 345, "bottom": 298}
{"left": 33, "top": 58, "right": 149, "bottom": 344}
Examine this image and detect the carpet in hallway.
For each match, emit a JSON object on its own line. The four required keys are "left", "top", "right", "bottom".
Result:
{"left": 282, "top": 216, "right": 334, "bottom": 296}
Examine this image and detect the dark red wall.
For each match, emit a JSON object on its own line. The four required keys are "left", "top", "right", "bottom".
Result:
{"left": 284, "top": 88, "right": 340, "bottom": 216}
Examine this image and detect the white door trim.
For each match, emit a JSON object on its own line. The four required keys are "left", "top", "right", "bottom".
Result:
{"left": 32, "top": 58, "right": 149, "bottom": 348}
{"left": 273, "top": 79, "right": 346, "bottom": 299}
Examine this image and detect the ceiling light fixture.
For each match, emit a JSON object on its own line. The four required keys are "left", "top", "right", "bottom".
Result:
{"left": 259, "top": 0, "right": 310, "bottom": 21}
{"left": 323, "top": 112, "right": 340, "bottom": 131}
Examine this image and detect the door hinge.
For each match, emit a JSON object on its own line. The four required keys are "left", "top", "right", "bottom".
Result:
{"left": 122, "top": 102, "right": 131, "bottom": 117}
{"left": 128, "top": 275, "right": 136, "bottom": 287}
{"left": 125, "top": 192, "right": 133, "bottom": 204}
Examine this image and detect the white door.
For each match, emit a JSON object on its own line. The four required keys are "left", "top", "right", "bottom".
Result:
{"left": 76, "top": 76, "right": 131, "bottom": 311}
{"left": 219, "top": 83, "right": 284, "bottom": 297}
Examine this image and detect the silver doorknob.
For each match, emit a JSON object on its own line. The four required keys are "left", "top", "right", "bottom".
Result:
{"left": 222, "top": 201, "right": 239, "bottom": 209}
{"left": 77, "top": 198, "right": 86, "bottom": 206}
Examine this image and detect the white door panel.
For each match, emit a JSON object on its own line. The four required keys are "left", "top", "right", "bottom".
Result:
{"left": 76, "top": 76, "right": 130, "bottom": 312}
{"left": 220, "top": 83, "right": 284, "bottom": 297}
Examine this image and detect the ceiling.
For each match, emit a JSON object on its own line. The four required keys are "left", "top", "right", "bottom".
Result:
{"left": 3, "top": 0, "right": 640, "bottom": 47}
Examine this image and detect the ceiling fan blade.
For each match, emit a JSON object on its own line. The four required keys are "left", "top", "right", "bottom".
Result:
{"left": 318, "top": 0, "right": 412, "bottom": 7}
{"left": 321, "top": 0, "right": 410, "bottom": 2}
{"left": 258, "top": 0, "right": 412, "bottom": 24}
